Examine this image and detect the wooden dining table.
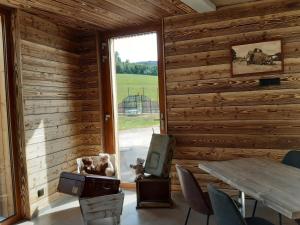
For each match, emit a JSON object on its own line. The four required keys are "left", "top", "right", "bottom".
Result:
{"left": 198, "top": 158, "right": 300, "bottom": 224}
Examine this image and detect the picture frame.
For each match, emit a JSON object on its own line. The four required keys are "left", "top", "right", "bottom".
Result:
{"left": 231, "top": 40, "right": 284, "bottom": 76}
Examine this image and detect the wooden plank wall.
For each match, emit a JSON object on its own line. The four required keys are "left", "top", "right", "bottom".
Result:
{"left": 17, "top": 11, "right": 103, "bottom": 215}
{"left": 164, "top": 0, "right": 300, "bottom": 192}
{"left": 79, "top": 33, "right": 103, "bottom": 155}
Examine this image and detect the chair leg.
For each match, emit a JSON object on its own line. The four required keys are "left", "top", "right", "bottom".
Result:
{"left": 206, "top": 215, "right": 210, "bottom": 225}
{"left": 279, "top": 213, "right": 282, "bottom": 225}
{"left": 252, "top": 200, "right": 258, "bottom": 217}
{"left": 184, "top": 208, "right": 191, "bottom": 225}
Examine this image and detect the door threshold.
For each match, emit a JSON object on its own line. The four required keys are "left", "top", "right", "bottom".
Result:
{"left": 120, "top": 182, "right": 136, "bottom": 190}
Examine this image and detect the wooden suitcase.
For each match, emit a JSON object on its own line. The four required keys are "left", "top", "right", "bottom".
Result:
{"left": 144, "top": 134, "right": 176, "bottom": 178}
{"left": 58, "top": 172, "right": 120, "bottom": 197}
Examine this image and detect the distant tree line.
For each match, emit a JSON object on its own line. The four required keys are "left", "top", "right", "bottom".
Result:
{"left": 115, "top": 51, "right": 158, "bottom": 76}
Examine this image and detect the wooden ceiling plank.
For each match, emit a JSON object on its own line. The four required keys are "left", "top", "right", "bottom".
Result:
{"left": 103, "top": 0, "right": 162, "bottom": 21}
{"left": 3, "top": 0, "right": 119, "bottom": 29}
{"left": 40, "top": 0, "right": 123, "bottom": 28}
{"left": 83, "top": 0, "right": 148, "bottom": 26}
{"left": 121, "top": 0, "right": 173, "bottom": 17}
{"left": 56, "top": 0, "right": 135, "bottom": 27}
{"left": 2, "top": 0, "right": 148, "bottom": 30}
{"left": 91, "top": 0, "right": 154, "bottom": 24}
{"left": 1, "top": 0, "right": 99, "bottom": 31}
{"left": 24, "top": 9, "right": 100, "bottom": 31}
{"left": 146, "top": 0, "right": 188, "bottom": 15}
{"left": 0, "top": 0, "right": 199, "bottom": 31}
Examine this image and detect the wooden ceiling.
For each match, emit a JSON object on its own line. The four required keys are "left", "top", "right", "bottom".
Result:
{"left": 1, "top": 0, "right": 261, "bottom": 31}
{"left": 1, "top": 0, "right": 196, "bottom": 31}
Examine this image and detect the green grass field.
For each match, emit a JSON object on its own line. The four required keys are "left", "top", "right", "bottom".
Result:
{"left": 118, "top": 114, "right": 159, "bottom": 130}
{"left": 116, "top": 73, "right": 159, "bottom": 103}
{"left": 116, "top": 73, "right": 159, "bottom": 130}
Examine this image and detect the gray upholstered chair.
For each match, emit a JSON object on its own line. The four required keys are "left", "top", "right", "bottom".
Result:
{"left": 176, "top": 165, "right": 213, "bottom": 225}
{"left": 208, "top": 185, "right": 274, "bottom": 225}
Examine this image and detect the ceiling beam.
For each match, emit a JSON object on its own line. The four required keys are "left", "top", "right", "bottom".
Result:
{"left": 180, "top": 0, "right": 216, "bottom": 13}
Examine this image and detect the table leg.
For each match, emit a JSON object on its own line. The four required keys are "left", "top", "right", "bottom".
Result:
{"left": 238, "top": 191, "right": 246, "bottom": 217}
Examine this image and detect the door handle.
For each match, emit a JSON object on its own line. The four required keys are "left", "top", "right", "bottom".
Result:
{"left": 105, "top": 114, "right": 111, "bottom": 122}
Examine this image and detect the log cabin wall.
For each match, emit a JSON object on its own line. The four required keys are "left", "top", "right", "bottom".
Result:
{"left": 164, "top": 0, "right": 300, "bottom": 192}
{"left": 79, "top": 33, "right": 103, "bottom": 155}
{"left": 16, "top": 11, "right": 103, "bottom": 215}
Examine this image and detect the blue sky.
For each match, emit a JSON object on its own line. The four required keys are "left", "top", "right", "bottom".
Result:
{"left": 113, "top": 32, "right": 158, "bottom": 63}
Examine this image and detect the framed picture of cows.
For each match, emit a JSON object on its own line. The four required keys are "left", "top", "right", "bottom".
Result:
{"left": 231, "top": 40, "right": 283, "bottom": 76}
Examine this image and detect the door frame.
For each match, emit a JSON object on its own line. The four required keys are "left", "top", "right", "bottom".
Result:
{"left": 100, "top": 22, "right": 167, "bottom": 155}
{"left": 0, "top": 7, "right": 22, "bottom": 225}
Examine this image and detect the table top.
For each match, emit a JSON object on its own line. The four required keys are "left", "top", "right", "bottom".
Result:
{"left": 199, "top": 158, "right": 300, "bottom": 219}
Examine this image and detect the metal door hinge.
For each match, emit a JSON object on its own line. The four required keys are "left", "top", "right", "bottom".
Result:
{"left": 102, "top": 56, "right": 108, "bottom": 63}
{"left": 101, "top": 42, "right": 107, "bottom": 50}
{"left": 105, "top": 114, "right": 111, "bottom": 122}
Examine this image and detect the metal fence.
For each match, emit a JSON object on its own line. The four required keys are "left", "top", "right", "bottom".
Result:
{"left": 118, "top": 94, "right": 159, "bottom": 115}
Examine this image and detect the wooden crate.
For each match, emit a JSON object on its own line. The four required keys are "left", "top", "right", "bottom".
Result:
{"left": 136, "top": 177, "right": 172, "bottom": 208}
{"left": 79, "top": 192, "right": 124, "bottom": 225}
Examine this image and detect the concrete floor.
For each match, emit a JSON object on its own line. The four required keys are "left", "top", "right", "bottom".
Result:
{"left": 17, "top": 190, "right": 296, "bottom": 225}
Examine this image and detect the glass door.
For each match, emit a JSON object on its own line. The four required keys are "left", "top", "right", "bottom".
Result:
{"left": 111, "top": 33, "right": 161, "bottom": 182}
{"left": 101, "top": 26, "right": 166, "bottom": 186}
